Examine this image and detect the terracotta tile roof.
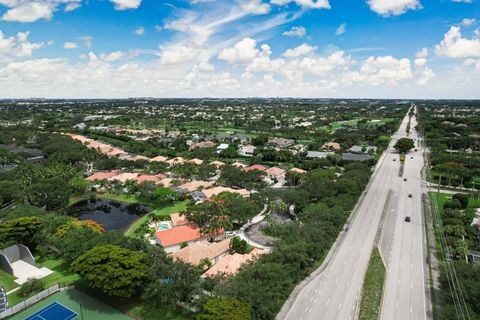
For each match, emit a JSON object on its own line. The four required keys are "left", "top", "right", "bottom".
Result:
{"left": 156, "top": 178, "right": 174, "bottom": 187}
{"left": 265, "top": 166, "right": 285, "bottom": 176}
{"left": 166, "top": 157, "right": 186, "bottom": 165}
{"left": 322, "top": 142, "right": 341, "bottom": 150}
{"left": 86, "top": 170, "right": 119, "bottom": 181}
{"left": 171, "top": 239, "right": 231, "bottom": 265}
{"left": 108, "top": 172, "right": 139, "bottom": 183}
{"left": 246, "top": 164, "right": 269, "bottom": 172}
{"left": 202, "top": 187, "right": 250, "bottom": 199}
{"left": 136, "top": 174, "right": 165, "bottom": 184}
{"left": 178, "top": 180, "right": 215, "bottom": 192}
{"left": 210, "top": 161, "right": 225, "bottom": 167}
{"left": 150, "top": 156, "right": 168, "bottom": 162}
{"left": 155, "top": 225, "right": 224, "bottom": 247}
{"left": 202, "top": 248, "right": 266, "bottom": 277}
{"left": 289, "top": 167, "right": 307, "bottom": 174}
{"left": 170, "top": 213, "right": 190, "bottom": 227}
{"left": 129, "top": 155, "right": 150, "bottom": 161}
{"left": 189, "top": 158, "right": 204, "bottom": 165}
{"left": 232, "top": 161, "right": 247, "bottom": 168}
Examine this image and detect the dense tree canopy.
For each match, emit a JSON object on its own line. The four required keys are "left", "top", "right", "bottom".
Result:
{"left": 72, "top": 245, "right": 148, "bottom": 298}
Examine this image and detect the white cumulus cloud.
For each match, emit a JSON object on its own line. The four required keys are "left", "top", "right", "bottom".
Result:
{"left": 109, "top": 0, "right": 141, "bottom": 10}
{"left": 367, "top": 0, "right": 422, "bottom": 17}
{"left": 218, "top": 38, "right": 260, "bottom": 64}
{"left": 435, "top": 26, "right": 480, "bottom": 58}
{"left": 283, "top": 26, "right": 306, "bottom": 37}
{"left": 270, "top": 0, "right": 331, "bottom": 9}
{"left": 283, "top": 43, "right": 317, "bottom": 58}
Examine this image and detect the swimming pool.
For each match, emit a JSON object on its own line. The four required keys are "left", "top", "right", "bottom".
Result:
{"left": 158, "top": 221, "right": 171, "bottom": 231}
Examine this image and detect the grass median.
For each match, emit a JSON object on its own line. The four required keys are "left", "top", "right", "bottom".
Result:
{"left": 358, "top": 247, "right": 386, "bottom": 320}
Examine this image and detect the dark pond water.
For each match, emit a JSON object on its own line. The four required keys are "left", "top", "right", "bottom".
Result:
{"left": 66, "top": 199, "right": 152, "bottom": 232}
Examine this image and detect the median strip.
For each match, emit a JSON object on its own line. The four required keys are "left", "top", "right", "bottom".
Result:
{"left": 357, "top": 247, "right": 386, "bottom": 320}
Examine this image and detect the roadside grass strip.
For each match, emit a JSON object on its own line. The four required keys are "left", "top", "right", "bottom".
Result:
{"left": 358, "top": 248, "right": 386, "bottom": 320}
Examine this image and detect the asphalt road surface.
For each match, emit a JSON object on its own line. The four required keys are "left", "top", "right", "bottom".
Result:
{"left": 381, "top": 110, "right": 430, "bottom": 320}
{"left": 280, "top": 109, "right": 429, "bottom": 320}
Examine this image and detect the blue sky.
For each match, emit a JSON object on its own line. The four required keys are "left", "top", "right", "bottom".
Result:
{"left": 0, "top": 0, "right": 479, "bottom": 98}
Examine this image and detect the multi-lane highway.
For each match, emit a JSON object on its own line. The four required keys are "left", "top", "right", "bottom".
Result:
{"left": 381, "top": 110, "right": 430, "bottom": 320}
{"left": 279, "top": 107, "right": 430, "bottom": 320}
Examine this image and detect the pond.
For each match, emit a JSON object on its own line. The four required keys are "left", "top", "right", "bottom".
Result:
{"left": 66, "top": 198, "right": 152, "bottom": 232}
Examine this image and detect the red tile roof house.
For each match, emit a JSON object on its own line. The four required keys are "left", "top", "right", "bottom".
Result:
{"left": 170, "top": 238, "right": 231, "bottom": 266}
{"left": 86, "top": 170, "right": 119, "bottom": 181}
{"left": 245, "top": 164, "right": 269, "bottom": 172}
{"left": 155, "top": 225, "right": 225, "bottom": 253}
{"left": 202, "top": 248, "right": 267, "bottom": 277}
{"left": 265, "top": 166, "right": 286, "bottom": 178}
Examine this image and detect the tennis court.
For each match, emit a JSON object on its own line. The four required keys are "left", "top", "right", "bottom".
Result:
{"left": 10, "top": 290, "right": 133, "bottom": 320}
{"left": 25, "top": 301, "right": 77, "bottom": 320}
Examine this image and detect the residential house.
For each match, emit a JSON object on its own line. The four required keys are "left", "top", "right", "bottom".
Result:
{"left": 246, "top": 164, "right": 269, "bottom": 172}
{"left": 348, "top": 145, "right": 377, "bottom": 154}
{"left": 306, "top": 151, "right": 332, "bottom": 159}
{"left": 289, "top": 167, "right": 307, "bottom": 174}
{"left": 170, "top": 213, "right": 190, "bottom": 227}
{"left": 189, "top": 141, "right": 216, "bottom": 150}
{"left": 202, "top": 248, "right": 266, "bottom": 277}
{"left": 216, "top": 143, "right": 229, "bottom": 154}
{"left": 178, "top": 180, "right": 215, "bottom": 192}
{"left": 166, "top": 157, "right": 186, "bottom": 165}
{"left": 239, "top": 145, "right": 256, "bottom": 157}
{"left": 268, "top": 138, "right": 294, "bottom": 148}
{"left": 202, "top": 187, "right": 250, "bottom": 199}
{"left": 210, "top": 161, "right": 225, "bottom": 167}
{"left": 170, "top": 238, "right": 231, "bottom": 266}
{"left": 189, "top": 158, "right": 204, "bottom": 165}
{"left": 86, "top": 170, "right": 119, "bottom": 181}
{"left": 108, "top": 172, "right": 139, "bottom": 183}
{"left": 155, "top": 225, "right": 225, "bottom": 253}
{"left": 232, "top": 161, "right": 247, "bottom": 169}
{"left": 342, "top": 153, "right": 373, "bottom": 162}
{"left": 265, "top": 166, "right": 286, "bottom": 178}
{"left": 150, "top": 155, "right": 168, "bottom": 162}
{"left": 322, "top": 142, "right": 341, "bottom": 151}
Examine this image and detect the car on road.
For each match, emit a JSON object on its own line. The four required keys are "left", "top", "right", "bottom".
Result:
{"left": 415, "top": 148, "right": 418, "bottom": 151}
{"left": 404, "top": 178, "right": 407, "bottom": 181}
{"left": 405, "top": 216, "right": 411, "bottom": 222}
{"left": 408, "top": 194, "right": 413, "bottom": 198}
{"left": 411, "top": 156, "right": 413, "bottom": 159}
{"left": 393, "top": 158, "right": 396, "bottom": 162}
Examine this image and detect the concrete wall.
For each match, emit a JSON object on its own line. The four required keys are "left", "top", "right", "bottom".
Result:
{"left": 0, "top": 244, "right": 35, "bottom": 275}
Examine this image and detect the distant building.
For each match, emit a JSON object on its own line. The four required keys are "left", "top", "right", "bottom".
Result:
{"left": 322, "top": 142, "right": 341, "bottom": 151}
{"left": 342, "top": 153, "right": 373, "bottom": 162}
{"left": 306, "top": 151, "right": 332, "bottom": 159}
{"left": 268, "top": 138, "right": 294, "bottom": 148}
{"left": 239, "top": 145, "right": 256, "bottom": 157}
{"left": 348, "top": 145, "right": 377, "bottom": 154}
{"left": 246, "top": 164, "right": 269, "bottom": 172}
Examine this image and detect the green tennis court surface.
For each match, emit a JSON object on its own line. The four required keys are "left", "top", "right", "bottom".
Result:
{"left": 25, "top": 301, "right": 77, "bottom": 320}
{"left": 10, "top": 290, "right": 132, "bottom": 320}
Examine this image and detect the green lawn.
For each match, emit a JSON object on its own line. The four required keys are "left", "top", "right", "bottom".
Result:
{"left": 0, "top": 269, "right": 18, "bottom": 292}
{"left": 124, "top": 200, "right": 190, "bottom": 237}
{"left": 9, "top": 290, "right": 132, "bottom": 320}
{"left": 358, "top": 248, "right": 386, "bottom": 320}
{"left": 7, "top": 256, "right": 80, "bottom": 306}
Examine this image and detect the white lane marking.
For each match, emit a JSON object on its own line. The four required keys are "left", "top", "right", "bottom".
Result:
{"left": 410, "top": 305, "right": 413, "bottom": 313}
{"left": 338, "top": 303, "right": 342, "bottom": 311}
{"left": 305, "top": 307, "right": 309, "bottom": 313}
{"left": 396, "top": 301, "right": 398, "bottom": 309}
{"left": 346, "top": 280, "right": 350, "bottom": 288}
{"left": 326, "top": 299, "right": 330, "bottom": 306}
